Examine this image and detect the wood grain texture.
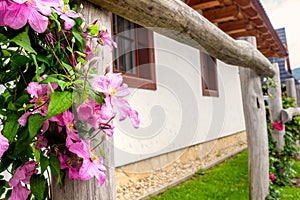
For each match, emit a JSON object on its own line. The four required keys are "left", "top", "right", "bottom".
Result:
{"left": 51, "top": 1, "right": 116, "bottom": 200}
{"left": 268, "top": 63, "right": 285, "bottom": 150}
{"left": 286, "top": 78, "right": 297, "bottom": 101}
{"left": 88, "top": 0, "right": 275, "bottom": 77}
{"left": 238, "top": 36, "right": 269, "bottom": 200}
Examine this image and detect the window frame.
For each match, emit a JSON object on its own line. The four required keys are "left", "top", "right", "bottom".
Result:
{"left": 111, "top": 14, "right": 156, "bottom": 90}
{"left": 200, "top": 52, "right": 219, "bottom": 97}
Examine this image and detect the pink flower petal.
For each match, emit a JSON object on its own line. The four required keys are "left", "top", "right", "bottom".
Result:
{"left": 4, "top": 2, "right": 29, "bottom": 30}
{"left": 0, "top": 0, "right": 8, "bottom": 26}
{"left": 60, "top": 14, "right": 75, "bottom": 30}
{"left": 28, "top": 8, "right": 49, "bottom": 33}
{"left": 8, "top": 183, "right": 30, "bottom": 200}
{"left": 0, "top": 132, "right": 9, "bottom": 158}
{"left": 18, "top": 112, "right": 32, "bottom": 127}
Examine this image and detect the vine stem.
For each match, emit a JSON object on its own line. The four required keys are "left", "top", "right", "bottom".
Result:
{"left": 45, "top": 39, "right": 70, "bottom": 77}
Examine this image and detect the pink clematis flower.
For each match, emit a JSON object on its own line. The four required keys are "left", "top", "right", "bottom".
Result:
{"left": 97, "top": 28, "right": 117, "bottom": 50}
{"left": 18, "top": 81, "right": 58, "bottom": 127}
{"left": 91, "top": 73, "right": 140, "bottom": 128}
{"left": 62, "top": 110, "right": 80, "bottom": 147}
{"left": 58, "top": 151, "right": 81, "bottom": 180}
{"left": 68, "top": 139, "right": 106, "bottom": 187}
{"left": 53, "top": 2, "right": 84, "bottom": 30}
{"left": 271, "top": 120, "right": 284, "bottom": 131}
{"left": 77, "top": 99, "right": 115, "bottom": 136}
{"left": 0, "top": 121, "right": 9, "bottom": 158}
{"left": 9, "top": 161, "right": 37, "bottom": 200}
{"left": 35, "top": 133, "right": 48, "bottom": 150}
{"left": 3, "top": 0, "right": 60, "bottom": 33}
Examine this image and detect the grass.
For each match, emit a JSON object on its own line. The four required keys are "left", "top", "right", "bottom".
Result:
{"left": 279, "top": 161, "right": 300, "bottom": 200}
{"left": 149, "top": 150, "right": 300, "bottom": 200}
{"left": 150, "top": 151, "right": 249, "bottom": 200}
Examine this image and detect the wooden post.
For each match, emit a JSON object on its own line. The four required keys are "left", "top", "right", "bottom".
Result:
{"left": 238, "top": 36, "right": 269, "bottom": 200}
{"left": 296, "top": 85, "right": 300, "bottom": 106}
{"left": 286, "top": 78, "right": 297, "bottom": 102}
{"left": 51, "top": 2, "right": 116, "bottom": 200}
{"left": 268, "top": 63, "right": 285, "bottom": 150}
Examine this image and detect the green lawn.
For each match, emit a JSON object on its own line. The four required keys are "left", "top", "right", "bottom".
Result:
{"left": 279, "top": 161, "right": 300, "bottom": 200}
{"left": 149, "top": 150, "right": 300, "bottom": 200}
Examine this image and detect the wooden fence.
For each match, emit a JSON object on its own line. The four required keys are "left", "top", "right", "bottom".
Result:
{"left": 50, "top": 0, "right": 295, "bottom": 199}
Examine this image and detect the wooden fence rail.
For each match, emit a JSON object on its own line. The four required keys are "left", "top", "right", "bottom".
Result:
{"left": 89, "top": 0, "right": 275, "bottom": 77}
{"left": 281, "top": 108, "right": 300, "bottom": 123}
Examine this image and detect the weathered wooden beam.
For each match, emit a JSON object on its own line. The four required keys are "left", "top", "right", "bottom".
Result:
{"left": 51, "top": 1, "right": 116, "bottom": 199}
{"left": 281, "top": 107, "right": 300, "bottom": 123}
{"left": 88, "top": 0, "right": 275, "bottom": 77}
{"left": 268, "top": 63, "right": 285, "bottom": 150}
{"left": 238, "top": 36, "right": 269, "bottom": 200}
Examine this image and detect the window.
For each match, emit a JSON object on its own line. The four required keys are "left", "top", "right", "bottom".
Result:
{"left": 112, "top": 14, "right": 156, "bottom": 90}
{"left": 200, "top": 52, "right": 218, "bottom": 97}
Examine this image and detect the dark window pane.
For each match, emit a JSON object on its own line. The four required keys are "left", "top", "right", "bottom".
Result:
{"left": 112, "top": 14, "right": 156, "bottom": 90}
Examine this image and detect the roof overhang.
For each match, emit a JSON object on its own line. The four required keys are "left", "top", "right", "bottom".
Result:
{"left": 184, "top": 0, "right": 288, "bottom": 58}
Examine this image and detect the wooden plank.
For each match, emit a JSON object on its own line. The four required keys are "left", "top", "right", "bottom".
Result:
{"left": 286, "top": 78, "right": 297, "bottom": 102}
{"left": 88, "top": 0, "right": 275, "bottom": 77}
{"left": 268, "top": 63, "right": 285, "bottom": 150}
{"left": 190, "top": 0, "right": 222, "bottom": 10}
{"left": 51, "top": 1, "right": 116, "bottom": 200}
{"left": 203, "top": 5, "right": 239, "bottom": 23}
{"left": 218, "top": 19, "right": 251, "bottom": 34}
{"left": 238, "top": 36, "right": 269, "bottom": 200}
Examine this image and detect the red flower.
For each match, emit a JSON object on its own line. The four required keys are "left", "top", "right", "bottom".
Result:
{"left": 269, "top": 173, "right": 276, "bottom": 182}
{"left": 271, "top": 120, "right": 284, "bottom": 131}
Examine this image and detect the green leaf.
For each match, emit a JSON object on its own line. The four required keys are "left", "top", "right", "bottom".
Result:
{"left": 40, "top": 156, "right": 49, "bottom": 174}
{"left": 46, "top": 91, "right": 72, "bottom": 119}
{"left": 32, "top": 145, "right": 41, "bottom": 162}
{"left": 88, "top": 24, "right": 99, "bottom": 36}
{"left": 62, "top": 61, "right": 75, "bottom": 76}
{"left": 73, "top": 88, "right": 89, "bottom": 108}
{"left": 10, "top": 55, "right": 31, "bottom": 69}
{"left": 0, "top": 33, "right": 8, "bottom": 42}
{"left": 10, "top": 31, "right": 37, "bottom": 54}
{"left": 72, "top": 31, "right": 84, "bottom": 43}
{"left": 28, "top": 114, "right": 45, "bottom": 139}
{"left": 49, "top": 154, "right": 62, "bottom": 185}
{"left": 40, "top": 76, "right": 67, "bottom": 91}
{"left": 36, "top": 55, "right": 50, "bottom": 66}
{"left": 2, "top": 115, "right": 20, "bottom": 142}
{"left": 30, "top": 175, "right": 46, "bottom": 200}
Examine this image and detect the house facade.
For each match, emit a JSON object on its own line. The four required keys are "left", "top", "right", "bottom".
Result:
{"left": 106, "top": 0, "right": 288, "bottom": 198}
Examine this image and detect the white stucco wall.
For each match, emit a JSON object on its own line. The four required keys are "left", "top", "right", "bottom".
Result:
{"left": 114, "top": 33, "right": 246, "bottom": 167}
